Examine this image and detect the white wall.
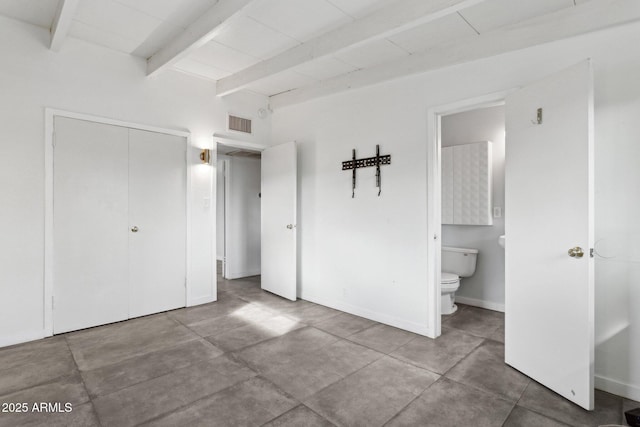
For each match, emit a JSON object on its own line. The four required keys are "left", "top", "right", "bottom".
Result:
{"left": 221, "top": 155, "right": 262, "bottom": 279}
{"left": 271, "top": 21, "right": 640, "bottom": 400}
{"left": 441, "top": 106, "right": 505, "bottom": 311}
{"left": 216, "top": 158, "right": 226, "bottom": 261}
{"left": 0, "top": 17, "right": 269, "bottom": 347}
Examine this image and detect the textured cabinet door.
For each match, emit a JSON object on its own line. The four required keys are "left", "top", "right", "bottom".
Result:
{"left": 442, "top": 141, "right": 492, "bottom": 225}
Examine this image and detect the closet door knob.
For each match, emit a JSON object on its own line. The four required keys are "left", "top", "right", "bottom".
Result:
{"left": 131, "top": 226, "right": 139, "bottom": 233}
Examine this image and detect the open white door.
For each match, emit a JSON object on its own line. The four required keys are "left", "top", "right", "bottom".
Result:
{"left": 505, "top": 60, "right": 594, "bottom": 409}
{"left": 261, "top": 141, "right": 297, "bottom": 300}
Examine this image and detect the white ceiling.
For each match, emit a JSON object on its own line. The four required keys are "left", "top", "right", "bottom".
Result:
{"left": 0, "top": 0, "right": 593, "bottom": 99}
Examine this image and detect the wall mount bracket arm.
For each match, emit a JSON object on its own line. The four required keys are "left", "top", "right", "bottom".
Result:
{"left": 342, "top": 145, "right": 391, "bottom": 197}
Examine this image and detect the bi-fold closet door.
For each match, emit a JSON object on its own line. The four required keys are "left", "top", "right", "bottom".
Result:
{"left": 53, "top": 116, "right": 186, "bottom": 334}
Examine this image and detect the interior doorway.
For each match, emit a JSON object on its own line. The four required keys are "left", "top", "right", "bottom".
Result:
{"left": 215, "top": 142, "right": 262, "bottom": 281}
{"left": 427, "top": 61, "right": 595, "bottom": 410}
{"left": 439, "top": 103, "right": 506, "bottom": 318}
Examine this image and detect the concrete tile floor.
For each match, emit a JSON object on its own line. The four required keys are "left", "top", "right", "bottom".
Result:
{"left": 0, "top": 271, "right": 637, "bottom": 427}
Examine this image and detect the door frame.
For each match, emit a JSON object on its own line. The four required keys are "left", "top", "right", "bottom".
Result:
{"left": 44, "top": 108, "right": 192, "bottom": 337}
{"left": 426, "top": 90, "right": 512, "bottom": 339}
{"left": 213, "top": 134, "right": 267, "bottom": 282}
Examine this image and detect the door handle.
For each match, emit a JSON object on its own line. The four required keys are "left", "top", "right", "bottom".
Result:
{"left": 131, "top": 226, "right": 139, "bottom": 233}
{"left": 568, "top": 247, "right": 584, "bottom": 258}
{"left": 286, "top": 224, "right": 296, "bottom": 229}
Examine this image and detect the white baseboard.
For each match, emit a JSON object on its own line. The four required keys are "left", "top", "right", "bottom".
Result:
{"left": 455, "top": 296, "right": 505, "bottom": 313}
{"left": 300, "top": 292, "right": 433, "bottom": 337}
{"left": 0, "top": 329, "right": 47, "bottom": 348}
{"left": 595, "top": 375, "right": 640, "bottom": 402}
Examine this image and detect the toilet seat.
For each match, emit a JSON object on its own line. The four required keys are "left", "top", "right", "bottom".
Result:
{"left": 441, "top": 272, "right": 459, "bottom": 284}
{"left": 441, "top": 272, "right": 460, "bottom": 293}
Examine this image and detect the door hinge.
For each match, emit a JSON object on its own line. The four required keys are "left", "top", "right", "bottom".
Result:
{"left": 52, "top": 132, "right": 56, "bottom": 147}
{"left": 590, "top": 248, "right": 594, "bottom": 258}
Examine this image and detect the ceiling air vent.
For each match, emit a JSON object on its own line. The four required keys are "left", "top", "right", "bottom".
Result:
{"left": 228, "top": 114, "right": 252, "bottom": 134}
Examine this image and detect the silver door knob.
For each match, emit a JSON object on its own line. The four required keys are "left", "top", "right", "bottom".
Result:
{"left": 286, "top": 224, "right": 295, "bottom": 229}
{"left": 568, "top": 247, "right": 584, "bottom": 258}
{"left": 131, "top": 226, "right": 139, "bottom": 233}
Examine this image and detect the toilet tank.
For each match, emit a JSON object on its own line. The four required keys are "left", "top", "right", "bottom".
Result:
{"left": 442, "top": 246, "right": 478, "bottom": 277}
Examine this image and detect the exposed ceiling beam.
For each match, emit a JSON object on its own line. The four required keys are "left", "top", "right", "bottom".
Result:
{"left": 270, "top": 0, "right": 640, "bottom": 110}
{"left": 216, "top": 0, "right": 485, "bottom": 97}
{"left": 50, "top": 0, "right": 79, "bottom": 52}
{"left": 147, "top": 0, "right": 254, "bottom": 77}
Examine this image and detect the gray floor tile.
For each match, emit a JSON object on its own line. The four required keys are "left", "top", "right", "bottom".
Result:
{"left": 314, "top": 312, "right": 376, "bottom": 338}
{"left": 66, "top": 314, "right": 199, "bottom": 371}
{"left": 0, "top": 374, "right": 94, "bottom": 427}
{"left": 390, "top": 328, "right": 483, "bottom": 374}
{"left": 0, "top": 336, "right": 69, "bottom": 371}
{"left": 386, "top": 378, "right": 514, "bottom": 427}
{"left": 145, "top": 377, "right": 297, "bottom": 427}
{"left": 186, "top": 304, "right": 277, "bottom": 338}
{"left": 504, "top": 406, "right": 570, "bottom": 427}
{"left": 0, "top": 344, "right": 77, "bottom": 396}
{"left": 264, "top": 405, "right": 336, "bottom": 427}
{"left": 518, "top": 381, "right": 623, "bottom": 427}
{"left": 347, "top": 324, "right": 418, "bottom": 354}
{"left": 236, "top": 291, "right": 300, "bottom": 311}
{"left": 445, "top": 340, "right": 529, "bottom": 402}
{"left": 0, "top": 402, "right": 100, "bottom": 427}
{"left": 238, "top": 327, "right": 340, "bottom": 361}
{"left": 488, "top": 323, "right": 505, "bottom": 343}
{"left": 305, "top": 356, "right": 439, "bottom": 427}
{"left": 280, "top": 303, "right": 342, "bottom": 325}
{"left": 0, "top": 373, "right": 89, "bottom": 406}
{"left": 82, "top": 339, "right": 223, "bottom": 398}
{"left": 206, "top": 315, "right": 303, "bottom": 352}
{"left": 92, "top": 354, "right": 256, "bottom": 427}
{"left": 240, "top": 335, "right": 384, "bottom": 400}
{"left": 168, "top": 297, "right": 249, "bottom": 325}
{"left": 442, "top": 305, "right": 504, "bottom": 338}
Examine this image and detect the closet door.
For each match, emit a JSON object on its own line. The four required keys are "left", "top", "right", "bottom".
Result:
{"left": 128, "top": 129, "right": 186, "bottom": 318}
{"left": 53, "top": 117, "right": 129, "bottom": 333}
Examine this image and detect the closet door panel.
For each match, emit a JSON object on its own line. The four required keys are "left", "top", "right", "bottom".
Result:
{"left": 53, "top": 117, "right": 129, "bottom": 333}
{"left": 128, "top": 129, "right": 187, "bottom": 317}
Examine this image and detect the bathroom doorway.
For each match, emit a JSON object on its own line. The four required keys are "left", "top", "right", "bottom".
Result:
{"left": 427, "top": 61, "right": 596, "bottom": 411}
{"left": 426, "top": 91, "right": 509, "bottom": 338}
{"left": 438, "top": 104, "right": 506, "bottom": 318}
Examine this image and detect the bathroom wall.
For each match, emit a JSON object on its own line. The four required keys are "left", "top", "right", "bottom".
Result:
{"left": 441, "top": 106, "right": 506, "bottom": 311}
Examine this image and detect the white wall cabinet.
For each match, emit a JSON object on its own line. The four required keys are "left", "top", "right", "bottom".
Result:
{"left": 442, "top": 141, "right": 493, "bottom": 225}
{"left": 53, "top": 117, "right": 187, "bottom": 334}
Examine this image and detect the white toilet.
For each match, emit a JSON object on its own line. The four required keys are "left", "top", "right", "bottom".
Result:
{"left": 441, "top": 246, "right": 478, "bottom": 315}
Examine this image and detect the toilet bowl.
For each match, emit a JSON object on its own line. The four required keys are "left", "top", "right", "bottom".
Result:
{"left": 441, "top": 272, "right": 461, "bottom": 315}
{"left": 441, "top": 246, "right": 478, "bottom": 315}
